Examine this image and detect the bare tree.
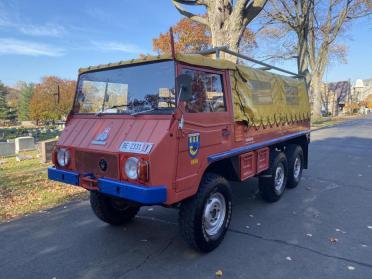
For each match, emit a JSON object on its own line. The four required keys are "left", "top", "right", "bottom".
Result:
{"left": 172, "top": 0, "right": 268, "bottom": 60}
{"left": 261, "top": 0, "right": 371, "bottom": 117}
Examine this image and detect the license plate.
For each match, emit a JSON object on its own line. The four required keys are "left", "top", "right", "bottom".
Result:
{"left": 119, "top": 141, "right": 154, "bottom": 154}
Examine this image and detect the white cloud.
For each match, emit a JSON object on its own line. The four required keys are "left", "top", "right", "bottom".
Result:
{"left": 92, "top": 41, "right": 146, "bottom": 54}
{"left": 18, "top": 23, "right": 66, "bottom": 37}
{"left": 0, "top": 38, "right": 64, "bottom": 56}
{"left": 0, "top": 11, "right": 65, "bottom": 37}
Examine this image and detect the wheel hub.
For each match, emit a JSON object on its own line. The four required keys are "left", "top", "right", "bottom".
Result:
{"left": 274, "top": 163, "right": 285, "bottom": 193}
{"left": 203, "top": 192, "right": 226, "bottom": 236}
{"left": 293, "top": 156, "right": 301, "bottom": 179}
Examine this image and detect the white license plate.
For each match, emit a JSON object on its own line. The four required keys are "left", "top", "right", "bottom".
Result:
{"left": 119, "top": 141, "right": 154, "bottom": 154}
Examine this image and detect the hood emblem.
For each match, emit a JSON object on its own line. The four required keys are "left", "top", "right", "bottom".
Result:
{"left": 98, "top": 159, "right": 108, "bottom": 171}
{"left": 92, "top": 127, "right": 111, "bottom": 145}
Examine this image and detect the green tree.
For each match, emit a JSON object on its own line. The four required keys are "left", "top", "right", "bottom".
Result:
{"left": 0, "top": 81, "right": 10, "bottom": 120}
{"left": 17, "top": 82, "right": 35, "bottom": 121}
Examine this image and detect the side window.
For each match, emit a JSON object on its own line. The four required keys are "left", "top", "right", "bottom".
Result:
{"left": 181, "top": 68, "right": 226, "bottom": 113}
{"left": 248, "top": 80, "right": 273, "bottom": 105}
{"left": 285, "top": 85, "right": 299, "bottom": 105}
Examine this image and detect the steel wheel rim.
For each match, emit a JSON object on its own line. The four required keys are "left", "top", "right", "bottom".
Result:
{"left": 274, "top": 163, "right": 285, "bottom": 193}
{"left": 293, "top": 156, "right": 301, "bottom": 179}
{"left": 203, "top": 192, "right": 226, "bottom": 236}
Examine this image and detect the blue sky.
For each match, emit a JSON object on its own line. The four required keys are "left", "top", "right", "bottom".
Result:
{"left": 0, "top": 0, "right": 371, "bottom": 86}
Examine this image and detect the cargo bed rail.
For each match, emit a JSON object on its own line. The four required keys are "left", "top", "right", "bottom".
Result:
{"left": 197, "top": 46, "right": 302, "bottom": 78}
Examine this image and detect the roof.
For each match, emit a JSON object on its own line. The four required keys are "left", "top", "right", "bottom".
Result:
{"left": 327, "top": 81, "right": 350, "bottom": 103}
{"left": 79, "top": 53, "right": 243, "bottom": 74}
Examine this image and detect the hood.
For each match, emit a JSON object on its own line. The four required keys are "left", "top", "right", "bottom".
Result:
{"left": 57, "top": 116, "right": 171, "bottom": 154}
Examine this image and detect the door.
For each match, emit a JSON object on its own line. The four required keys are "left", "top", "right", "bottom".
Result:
{"left": 175, "top": 64, "right": 233, "bottom": 193}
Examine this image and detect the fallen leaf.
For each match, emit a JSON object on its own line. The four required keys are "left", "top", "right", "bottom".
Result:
{"left": 215, "top": 270, "right": 223, "bottom": 277}
{"left": 329, "top": 237, "right": 339, "bottom": 243}
{"left": 285, "top": 256, "right": 292, "bottom": 261}
{"left": 347, "top": 266, "right": 355, "bottom": 271}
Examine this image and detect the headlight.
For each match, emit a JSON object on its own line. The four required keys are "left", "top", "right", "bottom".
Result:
{"left": 57, "top": 148, "right": 70, "bottom": 167}
{"left": 125, "top": 157, "right": 140, "bottom": 180}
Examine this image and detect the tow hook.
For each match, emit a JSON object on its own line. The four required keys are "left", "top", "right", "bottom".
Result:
{"left": 80, "top": 173, "right": 99, "bottom": 191}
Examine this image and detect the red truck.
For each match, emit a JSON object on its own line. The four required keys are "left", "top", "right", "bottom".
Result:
{"left": 48, "top": 47, "right": 310, "bottom": 252}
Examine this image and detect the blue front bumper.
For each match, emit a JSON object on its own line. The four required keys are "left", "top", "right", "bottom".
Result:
{"left": 48, "top": 167, "right": 167, "bottom": 205}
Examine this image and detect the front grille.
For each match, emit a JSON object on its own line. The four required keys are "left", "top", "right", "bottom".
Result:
{"left": 75, "top": 150, "right": 120, "bottom": 180}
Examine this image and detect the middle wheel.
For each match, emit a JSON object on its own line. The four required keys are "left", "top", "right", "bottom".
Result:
{"left": 259, "top": 151, "right": 288, "bottom": 202}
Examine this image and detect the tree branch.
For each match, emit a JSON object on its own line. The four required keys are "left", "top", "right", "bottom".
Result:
{"left": 242, "top": 0, "right": 268, "bottom": 26}
{"left": 172, "top": 0, "right": 209, "bottom": 26}
{"left": 172, "top": 0, "right": 209, "bottom": 6}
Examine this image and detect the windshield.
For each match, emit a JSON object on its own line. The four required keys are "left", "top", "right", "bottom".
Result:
{"left": 74, "top": 61, "right": 175, "bottom": 115}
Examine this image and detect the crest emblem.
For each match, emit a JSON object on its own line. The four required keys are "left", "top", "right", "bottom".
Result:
{"left": 92, "top": 127, "right": 111, "bottom": 145}
{"left": 188, "top": 133, "right": 200, "bottom": 158}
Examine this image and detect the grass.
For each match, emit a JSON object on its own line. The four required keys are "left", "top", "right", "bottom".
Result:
{"left": 311, "top": 114, "right": 361, "bottom": 129}
{"left": 0, "top": 151, "right": 87, "bottom": 222}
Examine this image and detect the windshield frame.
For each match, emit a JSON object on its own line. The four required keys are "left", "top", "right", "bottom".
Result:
{"left": 72, "top": 59, "right": 176, "bottom": 116}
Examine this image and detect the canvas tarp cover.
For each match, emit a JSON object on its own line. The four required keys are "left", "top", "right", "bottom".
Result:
{"left": 79, "top": 53, "right": 310, "bottom": 125}
{"left": 231, "top": 65, "right": 310, "bottom": 125}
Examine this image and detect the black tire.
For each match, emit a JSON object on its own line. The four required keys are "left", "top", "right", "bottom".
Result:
{"left": 179, "top": 173, "right": 232, "bottom": 252}
{"left": 259, "top": 151, "right": 288, "bottom": 203}
{"left": 90, "top": 192, "right": 140, "bottom": 226}
{"left": 285, "top": 145, "right": 304, "bottom": 188}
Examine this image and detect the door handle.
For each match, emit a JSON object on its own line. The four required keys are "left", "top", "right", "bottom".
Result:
{"left": 222, "top": 129, "right": 231, "bottom": 137}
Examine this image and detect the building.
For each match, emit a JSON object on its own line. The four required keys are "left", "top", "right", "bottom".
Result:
{"left": 323, "top": 81, "right": 350, "bottom": 116}
{"left": 353, "top": 78, "right": 372, "bottom": 102}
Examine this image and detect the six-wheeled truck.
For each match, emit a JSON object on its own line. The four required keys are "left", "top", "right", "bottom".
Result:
{"left": 48, "top": 47, "right": 310, "bottom": 252}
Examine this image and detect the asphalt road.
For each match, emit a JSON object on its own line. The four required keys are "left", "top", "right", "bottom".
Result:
{"left": 1, "top": 116, "right": 372, "bottom": 279}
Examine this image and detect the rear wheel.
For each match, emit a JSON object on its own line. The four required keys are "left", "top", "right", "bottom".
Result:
{"left": 285, "top": 145, "right": 304, "bottom": 188}
{"left": 179, "top": 173, "right": 232, "bottom": 252}
{"left": 90, "top": 192, "right": 140, "bottom": 225}
{"left": 259, "top": 152, "right": 288, "bottom": 202}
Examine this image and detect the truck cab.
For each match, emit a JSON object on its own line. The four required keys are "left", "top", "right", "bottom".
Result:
{"left": 49, "top": 51, "right": 310, "bottom": 252}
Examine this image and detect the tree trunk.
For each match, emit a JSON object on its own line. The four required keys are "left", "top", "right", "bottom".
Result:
{"left": 311, "top": 74, "right": 322, "bottom": 118}
{"left": 207, "top": 0, "right": 242, "bottom": 61}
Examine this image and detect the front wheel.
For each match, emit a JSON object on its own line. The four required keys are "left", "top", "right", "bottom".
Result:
{"left": 90, "top": 192, "right": 140, "bottom": 225}
{"left": 179, "top": 173, "right": 232, "bottom": 252}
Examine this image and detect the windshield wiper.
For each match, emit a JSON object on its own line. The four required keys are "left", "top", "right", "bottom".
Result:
{"left": 108, "top": 104, "right": 131, "bottom": 109}
{"left": 130, "top": 107, "right": 160, "bottom": 116}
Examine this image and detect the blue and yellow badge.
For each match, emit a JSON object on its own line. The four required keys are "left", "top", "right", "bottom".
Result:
{"left": 188, "top": 133, "right": 200, "bottom": 158}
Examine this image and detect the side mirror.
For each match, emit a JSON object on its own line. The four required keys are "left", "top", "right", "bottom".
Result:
{"left": 176, "top": 74, "right": 192, "bottom": 102}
